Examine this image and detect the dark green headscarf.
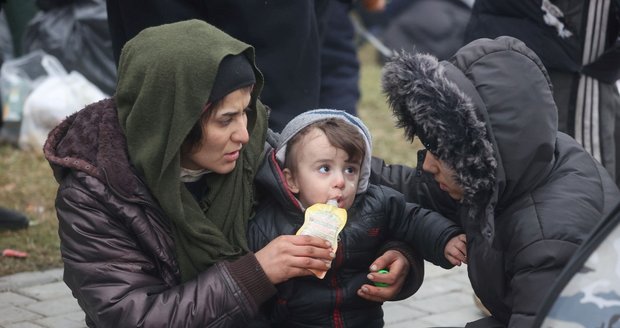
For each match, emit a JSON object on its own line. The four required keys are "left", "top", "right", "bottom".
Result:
{"left": 116, "top": 20, "right": 268, "bottom": 282}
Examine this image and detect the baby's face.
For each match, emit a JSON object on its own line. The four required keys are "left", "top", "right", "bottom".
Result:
{"left": 283, "top": 128, "right": 360, "bottom": 209}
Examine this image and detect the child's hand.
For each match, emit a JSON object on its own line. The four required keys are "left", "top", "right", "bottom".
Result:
{"left": 444, "top": 234, "right": 467, "bottom": 266}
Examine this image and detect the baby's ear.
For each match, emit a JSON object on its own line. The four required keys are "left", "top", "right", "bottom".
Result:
{"left": 282, "top": 168, "right": 299, "bottom": 194}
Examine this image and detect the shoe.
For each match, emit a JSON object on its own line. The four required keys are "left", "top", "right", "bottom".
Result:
{"left": 0, "top": 207, "right": 29, "bottom": 231}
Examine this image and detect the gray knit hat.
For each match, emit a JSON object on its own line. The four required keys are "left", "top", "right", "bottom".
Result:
{"left": 275, "top": 109, "right": 373, "bottom": 194}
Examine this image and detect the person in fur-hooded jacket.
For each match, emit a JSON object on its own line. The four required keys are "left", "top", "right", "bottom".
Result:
{"left": 376, "top": 36, "right": 620, "bottom": 327}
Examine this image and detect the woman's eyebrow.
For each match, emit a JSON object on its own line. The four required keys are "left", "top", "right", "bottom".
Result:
{"left": 217, "top": 109, "right": 241, "bottom": 118}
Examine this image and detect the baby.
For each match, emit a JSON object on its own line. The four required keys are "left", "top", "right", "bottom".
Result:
{"left": 248, "top": 109, "right": 466, "bottom": 328}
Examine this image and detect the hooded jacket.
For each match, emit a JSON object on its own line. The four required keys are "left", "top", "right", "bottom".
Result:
{"left": 380, "top": 37, "right": 620, "bottom": 327}
{"left": 247, "top": 109, "right": 462, "bottom": 328}
{"left": 43, "top": 20, "right": 275, "bottom": 327}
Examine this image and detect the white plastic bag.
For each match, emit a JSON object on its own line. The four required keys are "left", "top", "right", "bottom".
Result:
{"left": 18, "top": 70, "right": 107, "bottom": 152}
{"left": 0, "top": 50, "right": 67, "bottom": 144}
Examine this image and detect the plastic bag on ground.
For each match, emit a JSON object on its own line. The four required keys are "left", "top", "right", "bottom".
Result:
{"left": 18, "top": 68, "right": 107, "bottom": 152}
{"left": 0, "top": 50, "right": 66, "bottom": 144}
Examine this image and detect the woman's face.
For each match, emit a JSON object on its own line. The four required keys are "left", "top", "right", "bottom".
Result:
{"left": 422, "top": 151, "right": 464, "bottom": 201}
{"left": 180, "top": 88, "right": 251, "bottom": 174}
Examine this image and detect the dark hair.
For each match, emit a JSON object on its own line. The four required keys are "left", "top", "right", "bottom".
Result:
{"left": 285, "top": 118, "right": 365, "bottom": 172}
{"left": 181, "top": 85, "right": 253, "bottom": 154}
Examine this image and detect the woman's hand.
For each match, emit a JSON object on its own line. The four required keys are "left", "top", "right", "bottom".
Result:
{"left": 444, "top": 234, "right": 467, "bottom": 266}
{"left": 357, "top": 249, "right": 410, "bottom": 302}
{"left": 255, "top": 235, "right": 335, "bottom": 285}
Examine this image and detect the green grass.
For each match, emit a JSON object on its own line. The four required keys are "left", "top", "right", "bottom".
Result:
{"left": 0, "top": 145, "right": 62, "bottom": 275}
{"left": 0, "top": 44, "right": 421, "bottom": 277}
{"left": 357, "top": 44, "right": 421, "bottom": 168}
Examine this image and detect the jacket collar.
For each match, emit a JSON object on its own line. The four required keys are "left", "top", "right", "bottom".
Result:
{"left": 44, "top": 98, "right": 142, "bottom": 199}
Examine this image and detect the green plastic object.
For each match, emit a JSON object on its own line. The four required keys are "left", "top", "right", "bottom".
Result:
{"left": 373, "top": 269, "right": 390, "bottom": 287}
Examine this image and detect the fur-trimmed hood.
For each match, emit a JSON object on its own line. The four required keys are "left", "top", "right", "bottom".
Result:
{"left": 382, "top": 36, "right": 558, "bottom": 239}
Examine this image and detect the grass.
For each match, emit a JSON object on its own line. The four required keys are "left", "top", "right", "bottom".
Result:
{"left": 0, "top": 43, "right": 421, "bottom": 277}
{"left": 0, "top": 145, "right": 62, "bottom": 275}
{"left": 357, "top": 43, "right": 421, "bottom": 167}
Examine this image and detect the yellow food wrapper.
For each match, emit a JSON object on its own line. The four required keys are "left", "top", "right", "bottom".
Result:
{"left": 296, "top": 200, "right": 347, "bottom": 279}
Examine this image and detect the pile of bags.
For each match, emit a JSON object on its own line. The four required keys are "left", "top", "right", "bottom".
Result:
{"left": 0, "top": 0, "right": 114, "bottom": 152}
{"left": 0, "top": 50, "right": 106, "bottom": 151}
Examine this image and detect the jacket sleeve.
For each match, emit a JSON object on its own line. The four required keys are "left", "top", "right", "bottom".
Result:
{"left": 582, "top": 37, "right": 620, "bottom": 83}
{"left": 56, "top": 177, "right": 275, "bottom": 328}
{"left": 370, "top": 156, "right": 460, "bottom": 220}
{"left": 506, "top": 239, "right": 580, "bottom": 328}
{"left": 380, "top": 186, "right": 463, "bottom": 269}
{"left": 581, "top": 1, "right": 620, "bottom": 83}
{"left": 247, "top": 199, "right": 279, "bottom": 253}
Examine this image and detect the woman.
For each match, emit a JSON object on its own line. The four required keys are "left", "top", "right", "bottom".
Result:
{"left": 375, "top": 36, "right": 620, "bottom": 327}
{"left": 44, "top": 20, "right": 414, "bottom": 327}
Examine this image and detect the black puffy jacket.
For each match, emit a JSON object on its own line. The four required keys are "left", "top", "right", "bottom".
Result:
{"left": 378, "top": 37, "right": 620, "bottom": 327}
{"left": 247, "top": 149, "right": 462, "bottom": 328}
{"left": 44, "top": 99, "right": 276, "bottom": 327}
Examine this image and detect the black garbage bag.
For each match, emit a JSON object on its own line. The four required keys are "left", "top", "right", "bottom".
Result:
{"left": 22, "top": 0, "right": 116, "bottom": 95}
{"left": 0, "top": 206, "right": 29, "bottom": 231}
